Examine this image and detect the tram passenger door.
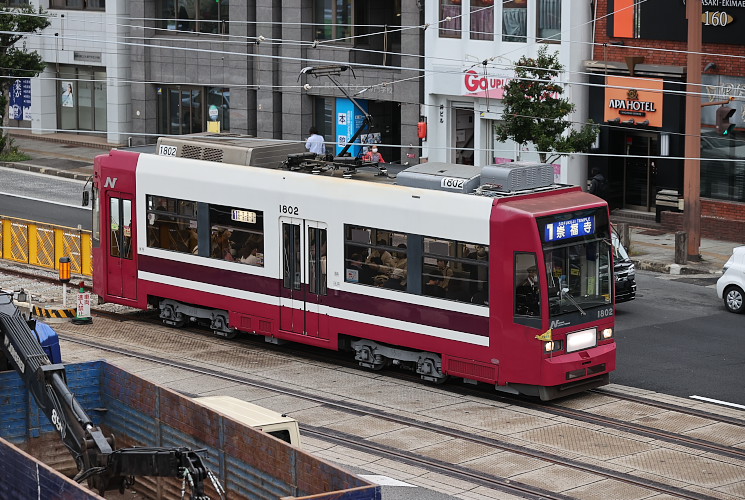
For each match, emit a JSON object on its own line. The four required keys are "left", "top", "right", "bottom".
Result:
{"left": 279, "top": 218, "right": 327, "bottom": 337}
{"left": 105, "top": 193, "right": 137, "bottom": 300}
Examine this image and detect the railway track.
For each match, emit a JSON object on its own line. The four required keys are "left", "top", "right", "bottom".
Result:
{"left": 57, "top": 322, "right": 743, "bottom": 500}
{"left": 2, "top": 266, "right": 743, "bottom": 499}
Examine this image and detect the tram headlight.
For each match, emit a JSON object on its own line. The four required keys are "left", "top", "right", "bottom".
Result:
{"left": 544, "top": 340, "right": 563, "bottom": 353}
{"left": 600, "top": 328, "right": 613, "bottom": 340}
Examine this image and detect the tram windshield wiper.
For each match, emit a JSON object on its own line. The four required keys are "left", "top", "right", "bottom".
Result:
{"left": 560, "top": 287, "right": 586, "bottom": 316}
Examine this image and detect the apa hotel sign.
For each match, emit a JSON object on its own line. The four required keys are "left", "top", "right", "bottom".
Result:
{"left": 604, "top": 76, "right": 664, "bottom": 127}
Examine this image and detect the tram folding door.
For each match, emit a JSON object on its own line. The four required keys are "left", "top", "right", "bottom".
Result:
{"left": 279, "top": 218, "right": 328, "bottom": 337}
{"left": 106, "top": 193, "right": 137, "bottom": 300}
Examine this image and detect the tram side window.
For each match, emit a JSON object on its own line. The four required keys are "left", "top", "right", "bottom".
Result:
{"left": 515, "top": 253, "right": 540, "bottom": 317}
{"left": 146, "top": 195, "right": 198, "bottom": 254}
{"left": 423, "top": 237, "right": 489, "bottom": 304}
{"left": 343, "top": 225, "right": 407, "bottom": 289}
{"left": 208, "top": 204, "right": 264, "bottom": 266}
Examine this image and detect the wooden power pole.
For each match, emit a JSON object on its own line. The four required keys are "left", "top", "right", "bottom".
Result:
{"left": 684, "top": 0, "right": 702, "bottom": 261}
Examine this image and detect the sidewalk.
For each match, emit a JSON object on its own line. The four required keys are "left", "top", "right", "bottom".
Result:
{"left": 3, "top": 132, "right": 742, "bottom": 275}
{"left": 625, "top": 226, "right": 735, "bottom": 275}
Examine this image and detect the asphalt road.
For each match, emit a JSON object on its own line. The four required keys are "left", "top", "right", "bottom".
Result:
{"left": 0, "top": 167, "right": 91, "bottom": 229}
{"left": 613, "top": 271, "right": 745, "bottom": 406}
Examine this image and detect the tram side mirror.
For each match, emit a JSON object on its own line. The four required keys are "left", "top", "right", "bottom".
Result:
{"left": 82, "top": 190, "right": 90, "bottom": 207}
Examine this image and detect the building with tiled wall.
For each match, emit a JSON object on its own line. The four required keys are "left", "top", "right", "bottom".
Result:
{"left": 588, "top": 0, "right": 745, "bottom": 241}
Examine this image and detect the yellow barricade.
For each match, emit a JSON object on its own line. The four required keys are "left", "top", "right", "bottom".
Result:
{"left": 0, "top": 215, "right": 93, "bottom": 277}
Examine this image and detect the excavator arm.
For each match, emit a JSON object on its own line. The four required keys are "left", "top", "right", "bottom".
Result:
{"left": 0, "top": 292, "right": 224, "bottom": 498}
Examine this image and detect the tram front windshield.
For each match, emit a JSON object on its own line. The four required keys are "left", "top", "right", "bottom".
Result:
{"left": 538, "top": 209, "right": 612, "bottom": 318}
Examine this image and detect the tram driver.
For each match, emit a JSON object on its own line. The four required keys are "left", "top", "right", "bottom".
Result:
{"left": 516, "top": 265, "right": 540, "bottom": 316}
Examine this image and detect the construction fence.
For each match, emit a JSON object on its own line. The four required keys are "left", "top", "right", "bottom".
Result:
{"left": 0, "top": 215, "right": 92, "bottom": 277}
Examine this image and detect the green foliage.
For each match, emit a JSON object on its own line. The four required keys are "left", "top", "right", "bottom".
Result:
{"left": 0, "top": 146, "right": 32, "bottom": 162}
{"left": 0, "top": 4, "right": 50, "bottom": 154}
{"left": 494, "top": 46, "right": 598, "bottom": 164}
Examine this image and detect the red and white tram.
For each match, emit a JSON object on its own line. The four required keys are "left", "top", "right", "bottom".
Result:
{"left": 91, "top": 136, "right": 616, "bottom": 400}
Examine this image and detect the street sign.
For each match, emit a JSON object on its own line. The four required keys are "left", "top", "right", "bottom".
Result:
{"left": 77, "top": 291, "right": 91, "bottom": 319}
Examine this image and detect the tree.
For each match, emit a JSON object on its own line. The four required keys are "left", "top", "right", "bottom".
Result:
{"left": 0, "top": 4, "right": 50, "bottom": 155}
{"left": 494, "top": 46, "right": 598, "bottom": 164}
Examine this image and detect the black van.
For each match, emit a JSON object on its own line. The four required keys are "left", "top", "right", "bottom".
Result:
{"left": 612, "top": 229, "right": 637, "bottom": 303}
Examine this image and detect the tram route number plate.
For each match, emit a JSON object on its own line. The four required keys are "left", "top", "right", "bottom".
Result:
{"left": 159, "top": 145, "right": 177, "bottom": 156}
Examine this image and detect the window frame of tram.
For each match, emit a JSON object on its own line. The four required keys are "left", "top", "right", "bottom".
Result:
{"left": 157, "top": 86, "right": 230, "bottom": 135}
{"left": 342, "top": 224, "right": 489, "bottom": 305}
{"left": 57, "top": 66, "right": 108, "bottom": 133}
{"left": 145, "top": 195, "right": 265, "bottom": 267}
{"left": 109, "top": 197, "right": 133, "bottom": 260}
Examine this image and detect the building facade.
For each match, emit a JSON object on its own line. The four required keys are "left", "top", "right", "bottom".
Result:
{"left": 127, "top": 0, "right": 423, "bottom": 163}
{"left": 15, "top": 0, "right": 131, "bottom": 145}
{"left": 422, "top": 0, "right": 592, "bottom": 186}
{"left": 15, "top": 0, "right": 423, "bottom": 163}
{"left": 590, "top": 0, "right": 745, "bottom": 240}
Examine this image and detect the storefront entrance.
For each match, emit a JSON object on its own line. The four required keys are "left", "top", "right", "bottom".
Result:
{"left": 609, "top": 131, "right": 659, "bottom": 212}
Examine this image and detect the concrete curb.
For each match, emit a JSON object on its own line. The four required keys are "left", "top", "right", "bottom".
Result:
{"left": 632, "top": 258, "right": 723, "bottom": 275}
{"left": 0, "top": 161, "right": 91, "bottom": 181}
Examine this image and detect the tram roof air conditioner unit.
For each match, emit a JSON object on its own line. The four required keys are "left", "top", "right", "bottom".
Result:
{"left": 480, "top": 162, "right": 554, "bottom": 192}
{"left": 156, "top": 135, "right": 306, "bottom": 169}
{"left": 395, "top": 162, "right": 483, "bottom": 193}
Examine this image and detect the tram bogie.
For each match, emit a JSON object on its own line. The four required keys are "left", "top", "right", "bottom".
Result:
{"left": 91, "top": 136, "right": 616, "bottom": 401}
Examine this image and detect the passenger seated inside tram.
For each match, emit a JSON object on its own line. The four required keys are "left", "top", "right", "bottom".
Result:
{"left": 436, "top": 259, "right": 453, "bottom": 295}
{"left": 385, "top": 244, "right": 408, "bottom": 290}
{"left": 367, "top": 240, "right": 395, "bottom": 285}
{"left": 423, "top": 269, "right": 446, "bottom": 298}
{"left": 239, "top": 245, "right": 260, "bottom": 266}
{"left": 346, "top": 250, "right": 375, "bottom": 285}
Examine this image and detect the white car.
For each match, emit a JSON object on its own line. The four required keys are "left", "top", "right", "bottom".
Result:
{"left": 716, "top": 246, "right": 745, "bottom": 314}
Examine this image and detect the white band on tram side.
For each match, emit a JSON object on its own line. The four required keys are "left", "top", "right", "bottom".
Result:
{"left": 139, "top": 271, "right": 490, "bottom": 347}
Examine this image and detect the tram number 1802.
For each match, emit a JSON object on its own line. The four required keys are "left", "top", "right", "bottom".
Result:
{"left": 279, "top": 204, "right": 300, "bottom": 216}
{"left": 440, "top": 177, "right": 465, "bottom": 190}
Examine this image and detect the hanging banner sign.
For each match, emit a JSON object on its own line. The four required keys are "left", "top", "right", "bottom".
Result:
{"left": 9, "top": 78, "right": 31, "bottom": 121}
{"left": 335, "top": 97, "right": 368, "bottom": 157}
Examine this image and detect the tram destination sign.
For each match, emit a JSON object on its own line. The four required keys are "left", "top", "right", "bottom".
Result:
{"left": 544, "top": 216, "right": 595, "bottom": 243}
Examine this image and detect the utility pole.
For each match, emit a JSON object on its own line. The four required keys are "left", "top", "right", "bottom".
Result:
{"left": 684, "top": 0, "right": 702, "bottom": 261}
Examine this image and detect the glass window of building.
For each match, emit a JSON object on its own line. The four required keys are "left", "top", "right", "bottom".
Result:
{"left": 470, "top": 0, "right": 494, "bottom": 41}
{"left": 701, "top": 128, "right": 745, "bottom": 203}
{"left": 50, "top": 0, "right": 105, "bottom": 10}
{"left": 537, "top": 0, "right": 561, "bottom": 41}
{"left": 439, "top": 0, "right": 462, "bottom": 38}
{"left": 502, "top": 0, "right": 527, "bottom": 42}
{"left": 58, "top": 66, "right": 107, "bottom": 133}
{"left": 157, "top": 85, "right": 230, "bottom": 135}
{"left": 159, "top": 0, "right": 229, "bottom": 34}
{"left": 314, "top": 0, "right": 352, "bottom": 40}
{"left": 313, "top": 97, "right": 334, "bottom": 142}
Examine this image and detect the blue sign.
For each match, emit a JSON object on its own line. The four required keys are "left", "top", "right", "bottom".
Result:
{"left": 335, "top": 97, "right": 368, "bottom": 157}
{"left": 544, "top": 216, "right": 595, "bottom": 242}
{"left": 9, "top": 78, "right": 31, "bottom": 121}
